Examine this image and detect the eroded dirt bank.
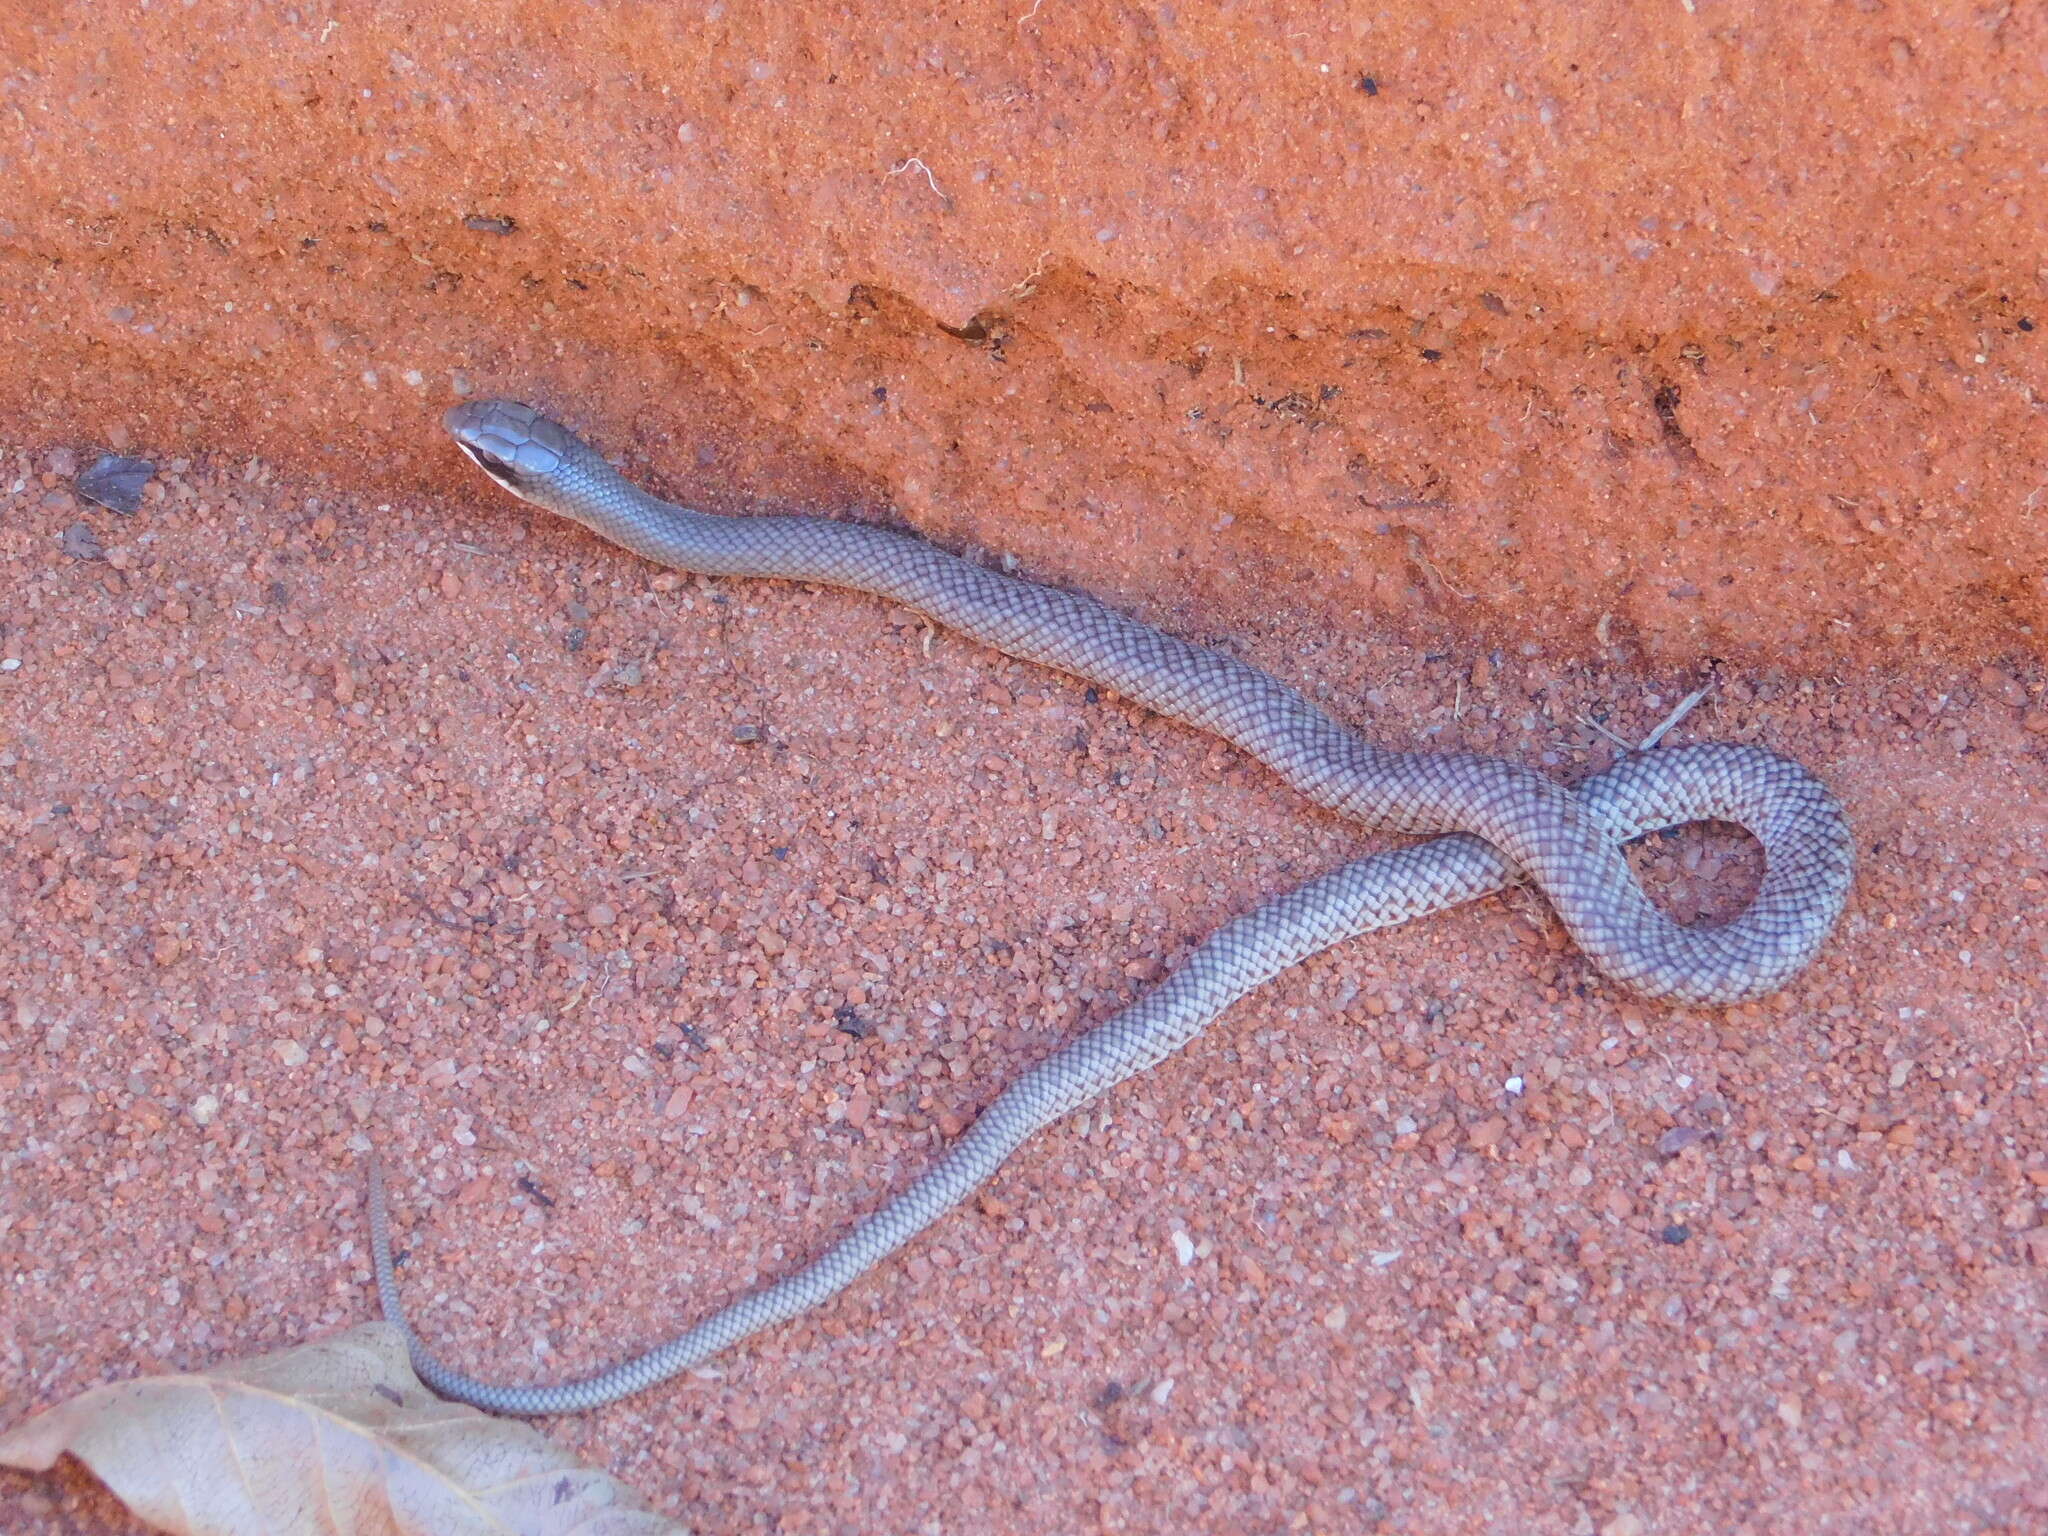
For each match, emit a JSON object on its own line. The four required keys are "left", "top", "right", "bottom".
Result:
{"left": 4, "top": 3, "right": 2045, "bottom": 665}
{"left": 3, "top": 4, "right": 2047, "bottom": 1534}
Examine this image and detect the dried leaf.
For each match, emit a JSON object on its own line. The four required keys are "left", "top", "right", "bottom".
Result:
{"left": 0, "top": 1323, "right": 687, "bottom": 1536}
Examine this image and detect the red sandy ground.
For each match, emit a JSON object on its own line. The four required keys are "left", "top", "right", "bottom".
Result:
{"left": 3, "top": 4, "right": 2047, "bottom": 1534}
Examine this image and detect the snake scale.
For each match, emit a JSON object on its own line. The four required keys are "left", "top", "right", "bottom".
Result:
{"left": 368, "top": 398, "right": 1853, "bottom": 1414}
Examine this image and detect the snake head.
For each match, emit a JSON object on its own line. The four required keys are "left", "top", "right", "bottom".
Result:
{"left": 444, "top": 400, "right": 586, "bottom": 506}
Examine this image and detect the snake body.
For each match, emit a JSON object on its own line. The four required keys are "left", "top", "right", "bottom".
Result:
{"left": 370, "top": 398, "right": 1853, "bottom": 1414}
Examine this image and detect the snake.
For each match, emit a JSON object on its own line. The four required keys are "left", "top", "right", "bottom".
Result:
{"left": 369, "top": 397, "right": 1853, "bottom": 1415}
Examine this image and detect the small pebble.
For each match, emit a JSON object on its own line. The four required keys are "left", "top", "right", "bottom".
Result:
{"left": 76, "top": 452, "right": 156, "bottom": 514}
{"left": 60, "top": 521, "right": 105, "bottom": 561}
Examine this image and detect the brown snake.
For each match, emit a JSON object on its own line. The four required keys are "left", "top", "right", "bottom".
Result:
{"left": 367, "top": 398, "right": 1853, "bottom": 1414}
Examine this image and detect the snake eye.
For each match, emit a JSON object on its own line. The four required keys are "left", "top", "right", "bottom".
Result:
{"left": 457, "top": 442, "right": 528, "bottom": 491}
